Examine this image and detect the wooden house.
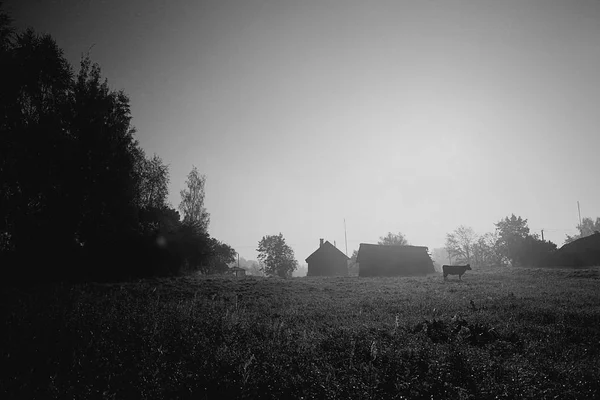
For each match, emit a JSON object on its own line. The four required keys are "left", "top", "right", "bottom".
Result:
{"left": 357, "top": 243, "right": 435, "bottom": 277}
{"left": 306, "top": 239, "right": 349, "bottom": 276}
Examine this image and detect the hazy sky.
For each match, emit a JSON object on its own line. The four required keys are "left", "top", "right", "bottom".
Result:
{"left": 7, "top": 0, "right": 600, "bottom": 262}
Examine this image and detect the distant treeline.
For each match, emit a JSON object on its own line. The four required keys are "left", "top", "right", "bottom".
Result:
{"left": 0, "top": 6, "right": 235, "bottom": 282}
{"left": 442, "top": 215, "right": 600, "bottom": 268}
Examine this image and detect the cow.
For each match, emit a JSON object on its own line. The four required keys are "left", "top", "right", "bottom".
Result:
{"left": 442, "top": 264, "right": 471, "bottom": 280}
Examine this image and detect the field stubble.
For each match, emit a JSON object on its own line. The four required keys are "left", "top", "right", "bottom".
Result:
{"left": 2, "top": 267, "right": 600, "bottom": 399}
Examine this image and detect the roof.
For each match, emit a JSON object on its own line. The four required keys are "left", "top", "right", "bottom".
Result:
{"left": 357, "top": 243, "right": 435, "bottom": 276}
{"left": 229, "top": 267, "right": 247, "bottom": 271}
{"left": 305, "top": 241, "right": 350, "bottom": 263}
{"left": 356, "top": 243, "right": 430, "bottom": 264}
{"left": 545, "top": 231, "right": 600, "bottom": 267}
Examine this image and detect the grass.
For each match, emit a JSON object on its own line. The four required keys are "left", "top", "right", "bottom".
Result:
{"left": 2, "top": 266, "right": 600, "bottom": 399}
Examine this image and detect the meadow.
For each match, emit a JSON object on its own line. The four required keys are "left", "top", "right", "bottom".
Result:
{"left": 3, "top": 267, "right": 600, "bottom": 399}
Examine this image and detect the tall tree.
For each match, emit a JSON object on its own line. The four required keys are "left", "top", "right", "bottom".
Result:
{"left": 445, "top": 225, "right": 478, "bottom": 264}
{"left": 0, "top": 25, "right": 76, "bottom": 272}
{"left": 179, "top": 166, "right": 210, "bottom": 233}
{"left": 378, "top": 232, "right": 409, "bottom": 246}
{"left": 135, "top": 152, "right": 170, "bottom": 210}
{"left": 495, "top": 214, "right": 530, "bottom": 266}
{"left": 257, "top": 233, "right": 298, "bottom": 277}
{"left": 565, "top": 217, "right": 600, "bottom": 244}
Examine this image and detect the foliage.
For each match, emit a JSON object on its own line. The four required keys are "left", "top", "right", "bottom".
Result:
{"left": 0, "top": 7, "right": 238, "bottom": 281}
{"left": 513, "top": 234, "right": 558, "bottom": 267}
{"left": 495, "top": 214, "right": 531, "bottom": 266}
{"left": 205, "top": 239, "right": 237, "bottom": 275}
{"left": 445, "top": 225, "right": 478, "bottom": 264}
{"left": 565, "top": 217, "right": 600, "bottom": 244}
{"left": 257, "top": 233, "right": 298, "bottom": 277}
{"left": 178, "top": 166, "right": 210, "bottom": 233}
{"left": 472, "top": 232, "right": 504, "bottom": 267}
{"left": 135, "top": 152, "right": 170, "bottom": 210}
{"left": 348, "top": 249, "right": 359, "bottom": 276}
{"left": 494, "top": 215, "right": 557, "bottom": 267}
{"left": 378, "top": 232, "right": 409, "bottom": 246}
{"left": 4, "top": 268, "right": 600, "bottom": 399}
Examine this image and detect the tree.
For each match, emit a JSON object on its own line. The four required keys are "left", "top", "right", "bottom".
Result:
{"left": 472, "top": 232, "right": 503, "bottom": 267}
{"left": 70, "top": 55, "right": 143, "bottom": 248}
{"left": 205, "top": 239, "right": 236, "bottom": 274}
{"left": 514, "top": 234, "right": 557, "bottom": 267}
{"left": 445, "top": 226, "right": 477, "bottom": 264}
{"left": 135, "top": 152, "right": 170, "bottom": 210}
{"left": 495, "top": 214, "right": 530, "bottom": 266}
{"left": 257, "top": 233, "right": 298, "bottom": 277}
{"left": 178, "top": 166, "right": 210, "bottom": 233}
{"left": 378, "top": 232, "right": 409, "bottom": 246}
{"left": 565, "top": 217, "right": 600, "bottom": 244}
{"left": 348, "top": 249, "right": 359, "bottom": 275}
{"left": 0, "top": 26, "right": 75, "bottom": 264}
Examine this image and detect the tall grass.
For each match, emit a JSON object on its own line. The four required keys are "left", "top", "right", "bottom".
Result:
{"left": 2, "top": 267, "right": 600, "bottom": 399}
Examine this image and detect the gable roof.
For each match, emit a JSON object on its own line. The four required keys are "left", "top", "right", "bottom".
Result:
{"left": 357, "top": 243, "right": 435, "bottom": 276}
{"left": 356, "top": 243, "right": 430, "bottom": 263}
{"left": 305, "top": 240, "right": 350, "bottom": 263}
{"left": 544, "top": 231, "right": 600, "bottom": 267}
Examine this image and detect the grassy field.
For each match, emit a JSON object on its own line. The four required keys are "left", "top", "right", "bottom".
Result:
{"left": 3, "top": 267, "right": 600, "bottom": 399}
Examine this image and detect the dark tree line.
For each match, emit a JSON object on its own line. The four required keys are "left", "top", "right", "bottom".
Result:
{"left": 0, "top": 6, "right": 235, "bottom": 282}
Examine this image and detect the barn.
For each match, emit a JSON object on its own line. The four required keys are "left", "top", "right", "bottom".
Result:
{"left": 357, "top": 243, "right": 435, "bottom": 277}
{"left": 306, "top": 239, "right": 349, "bottom": 276}
{"left": 542, "top": 231, "right": 600, "bottom": 268}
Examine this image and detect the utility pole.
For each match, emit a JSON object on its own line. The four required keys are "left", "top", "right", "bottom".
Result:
{"left": 344, "top": 218, "right": 348, "bottom": 257}
{"left": 577, "top": 201, "right": 582, "bottom": 228}
{"left": 541, "top": 229, "right": 544, "bottom": 241}
{"left": 237, "top": 253, "right": 240, "bottom": 269}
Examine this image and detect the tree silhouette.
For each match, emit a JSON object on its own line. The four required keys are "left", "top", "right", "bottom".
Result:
{"left": 445, "top": 226, "right": 477, "bottom": 264}
{"left": 494, "top": 214, "right": 530, "bottom": 266}
{"left": 0, "top": 4, "right": 236, "bottom": 280}
{"left": 378, "top": 232, "right": 409, "bottom": 246}
{"left": 179, "top": 166, "right": 210, "bottom": 233}
{"left": 257, "top": 233, "right": 297, "bottom": 277}
{"left": 565, "top": 217, "right": 600, "bottom": 244}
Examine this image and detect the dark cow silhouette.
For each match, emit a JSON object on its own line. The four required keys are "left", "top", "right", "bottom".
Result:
{"left": 442, "top": 264, "right": 471, "bottom": 280}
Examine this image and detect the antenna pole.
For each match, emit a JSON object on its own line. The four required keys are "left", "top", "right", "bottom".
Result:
{"left": 344, "top": 218, "right": 348, "bottom": 257}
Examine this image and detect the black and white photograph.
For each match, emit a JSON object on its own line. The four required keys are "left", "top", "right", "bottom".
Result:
{"left": 2, "top": 0, "right": 599, "bottom": 398}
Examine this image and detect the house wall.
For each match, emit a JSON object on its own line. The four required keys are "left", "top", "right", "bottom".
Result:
{"left": 307, "top": 250, "right": 348, "bottom": 276}
{"left": 358, "top": 251, "right": 434, "bottom": 277}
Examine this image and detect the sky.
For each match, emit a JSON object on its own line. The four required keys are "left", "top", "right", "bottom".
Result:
{"left": 6, "top": 0, "right": 600, "bottom": 262}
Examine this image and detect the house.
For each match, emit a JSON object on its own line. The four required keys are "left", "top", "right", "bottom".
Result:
{"left": 229, "top": 266, "right": 247, "bottom": 277}
{"left": 357, "top": 243, "right": 435, "bottom": 277}
{"left": 306, "top": 239, "right": 349, "bottom": 276}
{"left": 542, "top": 231, "right": 600, "bottom": 268}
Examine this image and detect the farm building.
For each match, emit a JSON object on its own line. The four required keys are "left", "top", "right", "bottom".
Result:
{"left": 357, "top": 243, "right": 435, "bottom": 277}
{"left": 542, "top": 231, "right": 600, "bottom": 268}
{"left": 306, "top": 239, "right": 349, "bottom": 276}
{"left": 229, "top": 267, "right": 247, "bottom": 277}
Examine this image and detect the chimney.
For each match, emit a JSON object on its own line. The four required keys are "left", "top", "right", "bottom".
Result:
{"left": 320, "top": 238, "right": 324, "bottom": 247}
